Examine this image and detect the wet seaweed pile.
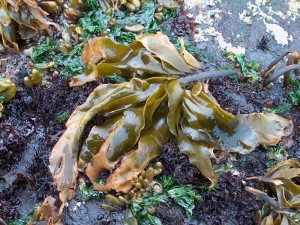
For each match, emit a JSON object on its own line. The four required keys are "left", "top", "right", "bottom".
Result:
{"left": 1, "top": 0, "right": 300, "bottom": 225}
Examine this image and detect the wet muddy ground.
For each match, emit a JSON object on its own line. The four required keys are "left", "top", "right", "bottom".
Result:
{"left": 1, "top": 0, "right": 300, "bottom": 224}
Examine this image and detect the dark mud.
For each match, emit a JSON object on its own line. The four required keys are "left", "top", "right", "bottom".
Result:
{"left": 0, "top": 73, "right": 101, "bottom": 221}
{"left": 1, "top": 1, "right": 300, "bottom": 225}
{"left": 62, "top": 199, "right": 125, "bottom": 225}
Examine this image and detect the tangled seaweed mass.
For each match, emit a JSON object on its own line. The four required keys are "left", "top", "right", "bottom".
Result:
{"left": 1, "top": 0, "right": 299, "bottom": 223}
{"left": 49, "top": 33, "right": 292, "bottom": 214}
{"left": 246, "top": 159, "right": 300, "bottom": 225}
{"left": 0, "top": 0, "right": 60, "bottom": 51}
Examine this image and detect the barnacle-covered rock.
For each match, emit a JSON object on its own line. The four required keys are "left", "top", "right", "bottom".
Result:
{"left": 0, "top": 0, "right": 60, "bottom": 51}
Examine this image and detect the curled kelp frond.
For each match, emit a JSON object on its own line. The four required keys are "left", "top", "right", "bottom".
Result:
{"left": 179, "top": 37, "right": 201, "bottom": 69}
{"left": 27, "top": 196, "right": 62, "bottom": 225}
{"left": 0, "top": 0, "right": 60, "bottom": 50}
{"left": 245, "top": 159, "right": 300, "bottom": 225}
{"left": 50, "top": 77, "right": 291, "bottom": 212}
{"left": 100, "top": 112, "right": 169, "bottom": 192}
{"left": 70, "top": 33, "right": 201, "bottom": 86}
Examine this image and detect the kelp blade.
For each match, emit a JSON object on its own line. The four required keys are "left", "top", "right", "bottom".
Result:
{"left": 85, "top": 107, "right": 146, "bottom": 187}
{"left": 84, "top": 82, "right": 168, "bottom": 191}
{"left": 70, "top": 33, "right": 198, "bottom": 86}
{"left": 104, "top": 110, "right": 170, "bottom": 192}
{"left": 49, "top": 79, "right": 160, "bottom": 204}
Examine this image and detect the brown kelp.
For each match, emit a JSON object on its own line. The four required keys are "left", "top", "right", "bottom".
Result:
{"left": 245, "top": 159, "right": 300, "bottom": 225}
{"left": 27, "top": 196, "right": 62, "bottom": 225}
{"left": 50, "top": 74, "right": 291, "bottom": 212}
{"left": 48, "top": 32, "right": 292, "bottom": 213}
{"left": 70, "top": 32, "right": 202, "bottom": 86}
{"left": 64, "top": 0, "right": 85, "bottom": 23}
{"left": 0, "top": 0, "right": 59, "bottom": 50}
{"left": 38, "top": 0, "right": 63, "bottom": 14}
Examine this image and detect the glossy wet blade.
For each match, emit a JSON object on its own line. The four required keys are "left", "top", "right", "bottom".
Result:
{"left": 166, "top": 80, "right": 184, "bottom": 136}
{"left": 81, "top": 37, "right": 131, "bottom": 64}
{"left": 143, "top": 83, "right": 167, "bottom": 127}
{"left": 79, "top": 115, "right": 122, "bottom": 164}
{"left": 86, "top": 107, "right": 146, "bottom": 186}
{"left": 136, "top": 32, "right": 192, "bottom": 73}
{"left": 104, "top": 110, "right": 170, "bottom": 192}
{"left": 85, "top": 83, "right": 167, "bottom": 190}
{"left": 180, "top": 37, "right": 201, "bottom": 68}
{"left": 235, "top": 113, "right": 291, "bottom": 146}
{"left": 71, "top": 47, "right": 176, "bottom": 86}
{"left": 176, "top": 83, "right": 291, "bottom": 187}
{"left": 49, "top": 79, "right": 159, "bottom": 203}
{"left": 178, "top": 130, "right": 218, "bottom": 188}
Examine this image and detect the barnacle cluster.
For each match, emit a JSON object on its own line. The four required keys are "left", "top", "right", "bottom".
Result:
{"left": 102, "top": 162, "right": 164, "bottom": 211}
{"left": 128, "top": 162, "right": 163, "bottom": 198}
